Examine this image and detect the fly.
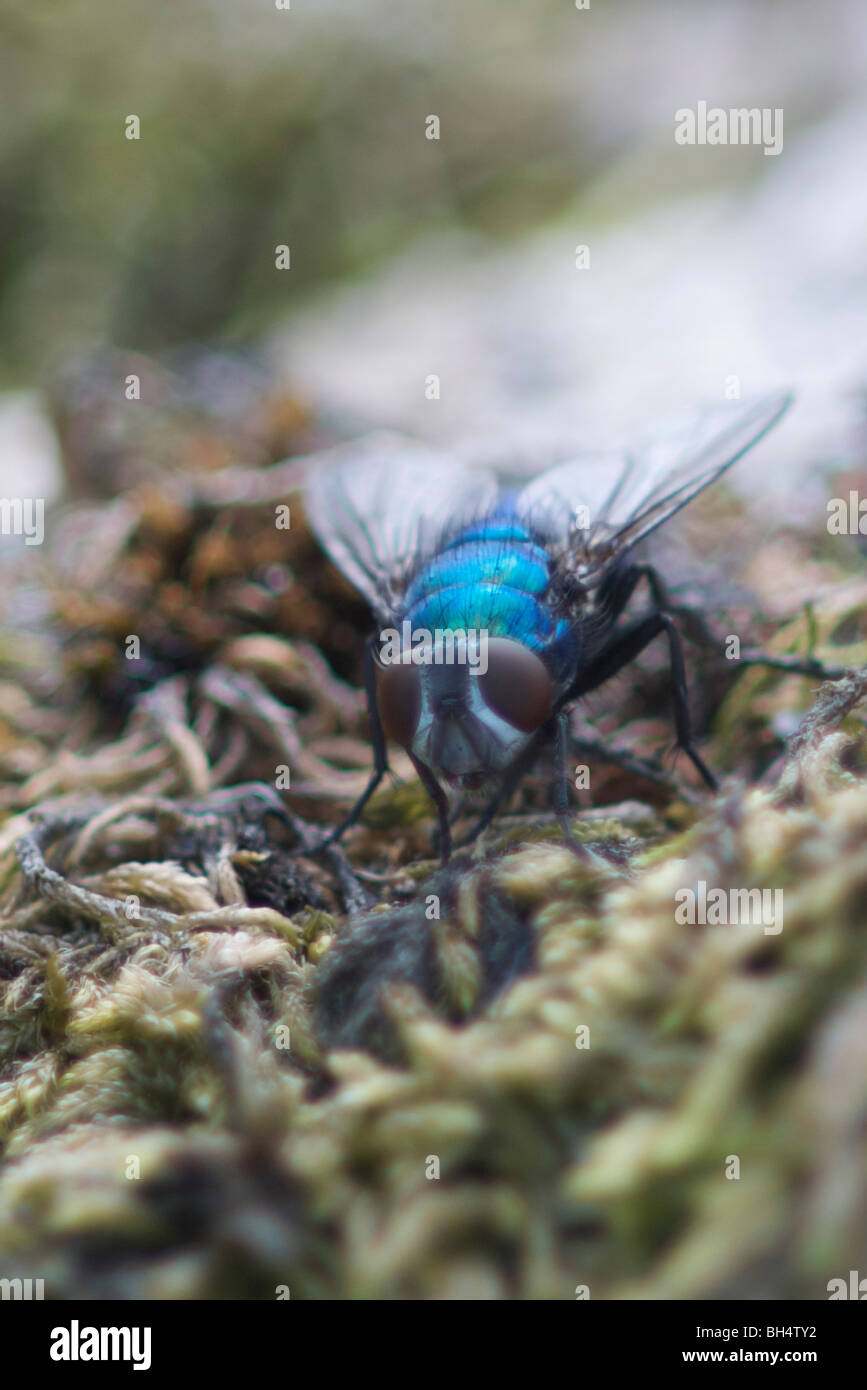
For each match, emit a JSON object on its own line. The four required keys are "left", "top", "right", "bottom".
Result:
{"left": 304, "top": 394, "right": 800, "bottom": 861}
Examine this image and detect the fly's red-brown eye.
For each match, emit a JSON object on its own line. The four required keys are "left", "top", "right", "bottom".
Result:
{"left": 375, "top": 661, "right": 422, "bottom": 747}
{"left": 478, "top": 637, "right": 554, "bottom": 733}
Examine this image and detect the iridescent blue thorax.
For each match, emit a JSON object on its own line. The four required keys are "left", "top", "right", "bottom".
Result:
{"left": 403, "top": 511, "right": 578, "bottom": 685}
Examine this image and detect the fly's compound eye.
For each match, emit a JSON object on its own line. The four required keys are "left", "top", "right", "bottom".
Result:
{"left": 375, "top": 661, "right": 422, "bottom": 747}
{"left": 478, "top": 637, "right": 554, "bottom": 733}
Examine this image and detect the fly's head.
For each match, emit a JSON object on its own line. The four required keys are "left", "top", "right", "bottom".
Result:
{"left": 374, "top": 632, "right": 556, "bottom": 792}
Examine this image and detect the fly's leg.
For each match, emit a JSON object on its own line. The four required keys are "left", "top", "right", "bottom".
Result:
{"left": 632, "top": 564, "right": 846, "bottom": 681}
{"left": 570, "top": 734, "right": 703, "bottom": 799}
{"left": 569, "top": 560, "right": 843, "bottom": 806}
{"left": 572, "top": 609, "right": 717, "bottom": 790}
{"left": 409, "top": 754, "right": 452, "bottom": 863}
{"left": 451, "top": 791, "right": 505, "bottom": 849}
{"left": 553, "top": 709, "right": 576, "bottom": 832}
{"left": 320, "top": 638, "right": 388, "bottom": 848}
{"left": 656, "top": 612, "right": 717, "bottom": 788}
{"left": 553, "top": 710, "right": 611, "bottom": 865}
{"left": 629, "top": 563, "right": 672, "bottom": 612}
{"left": 729, "top": 651, "right": 846, "bottom": 679}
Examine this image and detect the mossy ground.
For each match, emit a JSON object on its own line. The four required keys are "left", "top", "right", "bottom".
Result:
{"left": 1, "top": 361, "right": 866, "bottom": 1299}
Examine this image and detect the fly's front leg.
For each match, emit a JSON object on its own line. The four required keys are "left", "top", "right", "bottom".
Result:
{"left": 450, "top": 775, "right": 512, "bottom": 852}
{"left": 321, "top": 637, "right": 388, "bottom": 848}
{"left": 409, "top": 753, "right": 452, "bottom": 863}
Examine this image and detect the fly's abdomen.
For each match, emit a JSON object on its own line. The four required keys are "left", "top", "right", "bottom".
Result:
{"left": 406, "top": 581, "right": 554, "bottom": 651}
{"left": 402, "top": 516, "right": 576, "bottom": 671}
{"left": 405, "top": 537, "right": 550, "bottom": 603}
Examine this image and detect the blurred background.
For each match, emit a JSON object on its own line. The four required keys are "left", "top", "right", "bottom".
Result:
{"left": 1, "top": 0, "right": 866, "bottom": 510}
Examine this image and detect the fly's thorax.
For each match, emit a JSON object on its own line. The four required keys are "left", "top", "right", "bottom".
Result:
{"left": 374, "top": 627, "right": 564, "bottom": 788}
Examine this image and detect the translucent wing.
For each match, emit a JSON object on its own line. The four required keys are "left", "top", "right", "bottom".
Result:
{"left": 516, "top": 394, "right": 791, "bottom": 567}
{"left": 304, "top": 432, "right": 498, "bottom": 621}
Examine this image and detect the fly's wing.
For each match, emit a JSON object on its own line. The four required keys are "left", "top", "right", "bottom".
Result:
{"left": 516, "top": 394, "right": 791, "bottom": 577}
{"left": 304, "top": 432, "right": 499, "bottom": 622}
